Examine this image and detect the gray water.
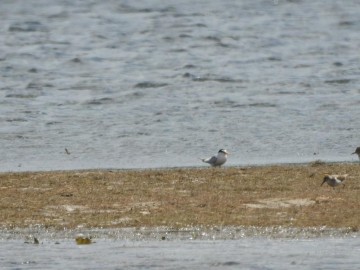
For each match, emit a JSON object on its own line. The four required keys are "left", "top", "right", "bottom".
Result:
{"left": 1, "top": 227, "right": 360, "bottom": 270}
{"left": 2, "top": 238, "right": 360, "bottom": 270}
{"left": 1, "top": 1, "right": 360, "bottom": 267}
{"left": 1, "top": 0, "right": 360, "bottom": 171}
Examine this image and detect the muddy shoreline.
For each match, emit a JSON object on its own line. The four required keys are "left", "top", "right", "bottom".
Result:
{"left": 1, "top": 163, "right": 359, "bottom": 232}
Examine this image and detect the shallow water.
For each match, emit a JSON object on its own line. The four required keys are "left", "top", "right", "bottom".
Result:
{"left": 1, "top": 230, "right": 360, "bottom": 270}
{"left": 1, "top": 0, "right": 360, "bottom": 171}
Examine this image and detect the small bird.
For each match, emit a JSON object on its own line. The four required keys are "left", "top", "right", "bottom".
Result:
{"left": 201, "top": 149, "right": 229, "bottom": 167}
{"left": 321, "top": 174, "right": 347, "bottom": 188}
{"left": 65, "top": 148, "right": 71, "bottom": 155}
{"left": 351, "top": 147, "right": 360, "bottom": 160}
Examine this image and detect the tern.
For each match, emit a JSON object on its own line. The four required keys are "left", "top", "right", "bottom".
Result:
{"left": 201, "top": 149, "right": 229, "bottom": 167}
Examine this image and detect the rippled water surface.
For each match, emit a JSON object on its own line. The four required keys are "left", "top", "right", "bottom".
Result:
{"left": 2, "top": 236, "right": 360, "bottom": 269}
{"left": 1, "top": 227, "right": 360, "bottom": 270}
{"left": 1, "top": 0, "right": 360, "bottom": 171}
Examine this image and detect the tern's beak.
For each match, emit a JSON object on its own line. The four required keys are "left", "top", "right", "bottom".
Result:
{"left": 352, "top": 152, "right": 356, "bottom": 155}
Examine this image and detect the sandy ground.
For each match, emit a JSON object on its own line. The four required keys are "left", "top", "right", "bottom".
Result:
{"left": 0, "top": 162, "right": 359, "bottom": 231}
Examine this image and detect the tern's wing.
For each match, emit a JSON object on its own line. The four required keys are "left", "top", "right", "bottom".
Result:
{"left": 202, "top": 156, "right": 217, "bottom": 165}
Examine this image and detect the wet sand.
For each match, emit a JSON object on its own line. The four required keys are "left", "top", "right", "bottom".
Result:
{"left": 1, "top": 162, "right": 359, "bottom": 231}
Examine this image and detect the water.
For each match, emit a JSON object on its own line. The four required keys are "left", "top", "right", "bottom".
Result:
{"left": 1, "top": 239, "right": 360, "bottom": 270}
{"left": 1, "top": 1, "right": 360, "bottom": 267}
{"left": 1, "top": 228, "right": 360, "bottom": 269}
{"left": 2, "top": 238, "right": 360, "bottom": 269}
{"left": 0, "top": 0, "right": 360, "bottom": 171}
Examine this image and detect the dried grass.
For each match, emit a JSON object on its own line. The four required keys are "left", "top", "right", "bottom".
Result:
{"left": 0, "top": 163, "right": 359, "bottom": 230}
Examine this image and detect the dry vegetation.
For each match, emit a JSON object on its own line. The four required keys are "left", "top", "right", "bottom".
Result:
{"left": 0, "top": 163, "right": 359, "bottom": 230}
